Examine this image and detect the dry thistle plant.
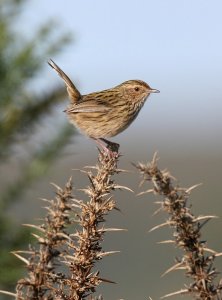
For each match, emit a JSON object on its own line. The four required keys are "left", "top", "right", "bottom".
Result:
{"left": 0, "top": 149, "right": 129, "bottom": 300}
{"left": 135, "top": 153, "right": 222, "bottom": 300}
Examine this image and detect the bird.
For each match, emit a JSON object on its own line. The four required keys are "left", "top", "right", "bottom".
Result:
{"left": 48, "top": 59, "right": 159, "bottom": 154}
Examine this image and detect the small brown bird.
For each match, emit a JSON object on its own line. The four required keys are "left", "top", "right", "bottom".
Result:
{"left": 48, "top": 59, "right": 159, "bottom": 153}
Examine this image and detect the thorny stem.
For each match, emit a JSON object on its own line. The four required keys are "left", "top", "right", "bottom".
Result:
{"left": 135, "top": 153, "right": 222, "bottom": 300}
{"left": 2, "top": 148, "right": 126, "bottom": 300}
{"left": 15, "top": 178, "right": 73, "bottom": 300}
{"left": 63, "top": 149, "right": 123, "bottom": 300}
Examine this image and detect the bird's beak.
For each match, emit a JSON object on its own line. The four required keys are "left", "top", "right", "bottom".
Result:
{"left": 150, "top": 88, "right": 160, "bottom": 93}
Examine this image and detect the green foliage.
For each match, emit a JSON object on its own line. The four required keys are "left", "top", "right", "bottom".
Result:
{"left": 0, "top": 0, "right": 75, "bottom": 291}
{"left": 0, "top": 0, "right": 72, "bottom": 157}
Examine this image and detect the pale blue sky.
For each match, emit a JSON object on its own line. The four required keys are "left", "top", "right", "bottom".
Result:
{"left": 18, "top": 0, "right": 222, "bottom": 155}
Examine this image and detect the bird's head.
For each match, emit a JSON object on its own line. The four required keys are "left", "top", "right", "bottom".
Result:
{"left": 117, "top": 80, "right": 159, "bottom": 104}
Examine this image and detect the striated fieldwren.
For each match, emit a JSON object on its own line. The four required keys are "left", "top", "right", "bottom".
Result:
{"left": 48, "top": 59, "right": 159, "bottom": 153}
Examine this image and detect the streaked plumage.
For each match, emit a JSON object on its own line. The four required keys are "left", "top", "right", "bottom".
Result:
{"left": 48, "top": 59, "right": 159, "bottom": 150}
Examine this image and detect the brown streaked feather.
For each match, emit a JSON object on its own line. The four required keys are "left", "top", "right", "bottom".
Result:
{"left": 48, "top": 59, "right": 81, "bottom": 104}
{"left": 66, "top": 102, "right": 112, "bottom": 113}
{"left": 66, "top": 92, "right": 113, "bottom": 114}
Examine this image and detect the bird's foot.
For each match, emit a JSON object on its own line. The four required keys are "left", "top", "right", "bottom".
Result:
{"left": 95, "top": 138, "right": 119, "bottom": 157}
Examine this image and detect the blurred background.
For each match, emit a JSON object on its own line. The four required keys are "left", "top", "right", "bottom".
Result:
{"left": 0, "top": 0, "right": 222, "bottom": 299}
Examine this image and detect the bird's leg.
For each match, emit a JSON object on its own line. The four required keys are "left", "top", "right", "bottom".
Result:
{"left": 94, "top": 138, "right": 120, "bottom": 156}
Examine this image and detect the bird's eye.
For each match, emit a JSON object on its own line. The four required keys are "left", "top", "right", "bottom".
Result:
{"left": 134, "top": 87, "right": 140, "bottom": 92}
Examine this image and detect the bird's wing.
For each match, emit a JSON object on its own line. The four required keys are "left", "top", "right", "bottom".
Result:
{"left": 66, "top": 99, "right": 112, "bottom": 113}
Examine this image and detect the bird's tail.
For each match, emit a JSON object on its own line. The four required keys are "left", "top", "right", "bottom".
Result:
{"left": 48, "top": 59, "right": 81, "bottom": 104}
